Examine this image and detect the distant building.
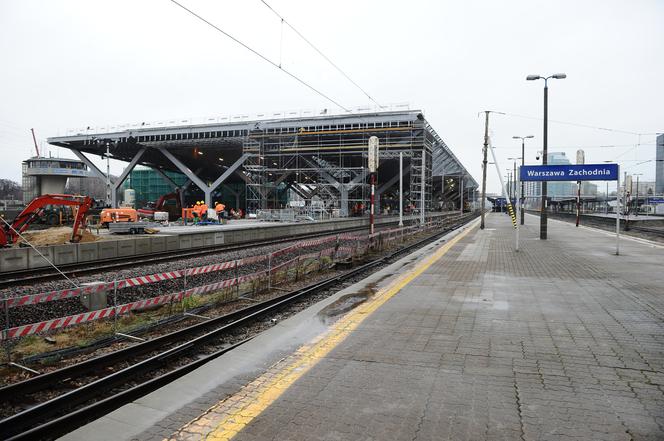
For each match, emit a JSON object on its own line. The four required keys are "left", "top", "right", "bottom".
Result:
{"left": 547, "top": 152, "right": 576, "bottom": 199}
{"left": 22, "top": 156, "right": 90, "bottom": 204}
{"left": 657, "top": 134, "right": 664, "bottom": 195}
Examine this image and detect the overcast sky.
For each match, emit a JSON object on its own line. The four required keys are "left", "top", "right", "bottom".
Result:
{"left": 1, "top": 0, "right": 662, "bottom": 194}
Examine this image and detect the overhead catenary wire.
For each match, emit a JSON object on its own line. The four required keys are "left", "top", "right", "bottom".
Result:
{"left": 496, "top": 111, "right": 659, "bottom": 136}
{"left": 0, "top": 217, "right": 79, "bottom": 289}
{"left": 258, "top": 0, "right": 383, "bottom": 108}
{"left": 168, "top": 0, "right": 351, "bottom": 112}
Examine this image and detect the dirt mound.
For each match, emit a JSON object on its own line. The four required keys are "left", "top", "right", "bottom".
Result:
{"left": 18, "top": 227, "right": 100, "bottom": 247}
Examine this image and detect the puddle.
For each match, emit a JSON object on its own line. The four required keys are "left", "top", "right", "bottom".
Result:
{"left": 317, "top": 286, "right": 376, "bottom": 324}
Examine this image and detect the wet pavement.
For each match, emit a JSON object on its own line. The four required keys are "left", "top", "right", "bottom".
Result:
{"left": 62, "top": 213, "right": 664, "bottom": 440}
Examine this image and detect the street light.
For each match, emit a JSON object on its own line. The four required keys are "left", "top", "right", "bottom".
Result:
{"left": 508, "top": 157, "right": 522, "bottom": 208}
{"left": 512, "top": 136, "right": 534, "bottom": 225}
{"left": 632, "top": 173, "right": 643, "bottom": 215}
{"left": 527, "top": 73, "right": 566, "bottom": 239}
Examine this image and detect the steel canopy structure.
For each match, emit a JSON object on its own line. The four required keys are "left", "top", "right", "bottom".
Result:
{"left": 48, "top": 110, "right": 477, "bottom": 215}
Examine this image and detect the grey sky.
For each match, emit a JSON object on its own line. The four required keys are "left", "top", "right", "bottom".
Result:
{"left": 1, "top": 0, "right": 662, "bottom": 194}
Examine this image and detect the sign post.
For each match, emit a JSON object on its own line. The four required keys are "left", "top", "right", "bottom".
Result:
{"left": 368, "top": 136, "right": 379, "bottom": 235}
{"left": 516, "top": 170, "right": 520, "bottom": 251}
{"left": 616, "top": 168, "right": 620, "bottom": 255}
{"left": 520, "top": 163, "right": 620, "bottom": 255}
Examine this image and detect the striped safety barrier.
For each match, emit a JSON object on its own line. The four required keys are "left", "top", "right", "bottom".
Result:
{"left": 1, "top": 224, "right": 429, "bottom": 315}
{"left": 0, "top": 223, "right": 441, "bottom": 340}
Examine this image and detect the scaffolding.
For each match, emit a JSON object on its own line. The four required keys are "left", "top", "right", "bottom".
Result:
{"left": 241, "top": 118, "right": 434, "bottom": 217}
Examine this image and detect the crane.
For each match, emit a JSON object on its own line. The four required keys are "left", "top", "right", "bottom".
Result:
{"left": 1, "top": 194, "right": 93, "bottom": 247}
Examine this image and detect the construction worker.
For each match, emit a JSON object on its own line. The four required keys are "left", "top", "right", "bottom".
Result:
{"left": 200, "top": 201, "right": 209, "bottom": 221}
{"left": 192, "top": 201, "right": 201, "bottom": 223}
{"left": 215, "top": 201, "right": 226, "bottom": 223}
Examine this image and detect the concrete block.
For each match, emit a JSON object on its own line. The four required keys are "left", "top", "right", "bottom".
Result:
{"left": 80, "top": 282, "right": 108, "bottom": 311}
{"left": 78, "top": 242, "right": 98, "bottom": 262}
{"left": 165, "top": 235, "right": 179, "bottom": 251}
{"left": 179, "top": 235, "right": 192, "bottom": 249}
{"left": 151, "top": 236, "right": 166, "bottom": 254}
{"left": 191, "top": 234, "right": 204, "bottom": 248}
{"left": 0, "top": 248, "right": 29, "bottom": 272}
{"left": 53, "top": 244, "right": 78, "bottom": 266}
{"left": 214, "top": 232, "right": 225, "bottom": 245}
{"left": 117, "top": 239, "right": 136, "bottom": 257}
{"left": 134, "top": 237, "right": 151, "bottom": 255}
{"left": 203, "top": 233, "right": 215, "bottom": 246}
{"left": 28, "top": 246, "right": 55, "bottom": 269}
{"left": 98, "top": 241, "right": 118, "bottom": 260}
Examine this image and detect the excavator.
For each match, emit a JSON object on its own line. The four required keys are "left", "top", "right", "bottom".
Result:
{"left": 137, "top": 189, "right": 182, "bottom": 220}
{"left": 0, "top": 194, "right": 93, "bottom": 247}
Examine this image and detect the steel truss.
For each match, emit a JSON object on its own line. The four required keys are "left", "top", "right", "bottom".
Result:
{"left": 241, "top": 119, "right": 437, "bottom": 217}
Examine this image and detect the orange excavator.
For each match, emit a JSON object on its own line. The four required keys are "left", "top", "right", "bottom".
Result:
{"left": 0, "top": 194, "right": 93, "bottom": 247}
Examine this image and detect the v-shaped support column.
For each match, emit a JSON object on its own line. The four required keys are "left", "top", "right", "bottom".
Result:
{"left": 160, "top": 149, "right": 250, "bottom": 206}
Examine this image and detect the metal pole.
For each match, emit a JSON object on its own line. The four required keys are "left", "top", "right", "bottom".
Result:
{"left": 105, "top": 142, "right": 112, "bottom": 207}
{"left": 636, "top": 175, "right": 639, "bottom": 216}
{"left": 398, "top": 152, "right": 403, "bottom": 227}
{"left": 370, "top": 172, "right": 375, "bottom": 235}
{"left": 113, "top": 279, "right": 118, "bottom": 334}
{"left": 480, "top": 111, "right": 489, "bottom": 229}
{"left": 513, "top": 160, "right": 516, "bottom": 208}
{"left": 459, "top": 173, "right": 464, "bottom": 213}
{"left": 576, "top": 180, "right": 581, "bottom": 227}
{"left": 606, "top": 182, "right": 609, "bottom": 214}
{"left": 541, "top": 81, "right": 549, "bottom": 240}
{"left": 616, "top": 169, "right": 620, "bottom": 255}
{"left": 521, "top": 139, "right": 525, "bottom": 225}
{"left": 516, "top": 171, "right": 520, "bottom": 251}
{"left": 420, "top": 151, "right": 425, "bottom": 224}
{"left": 3, "top": 297, "right": 10, "bottom": 364}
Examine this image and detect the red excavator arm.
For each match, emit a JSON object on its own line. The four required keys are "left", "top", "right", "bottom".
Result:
{"left": 0, "top": 194, "right": 93, "bottom": 247}
{"left": 155, "top": 189, "right": 181, "bottom": 211}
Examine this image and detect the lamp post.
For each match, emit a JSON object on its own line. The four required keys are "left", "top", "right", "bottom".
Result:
{"left": 508, "top": 157, "right": 521, "bottom": 206}
{"left": 512, "top": 136, "right": 534, "bottom": 225}
{"left": 633, "top": 173, "right": 643, "bottom": 216}
{"left": 526, "top": 73, "right": 566, "bottom": 240}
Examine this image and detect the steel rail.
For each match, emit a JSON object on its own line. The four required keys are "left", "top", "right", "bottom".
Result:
{"left": 0, "top": 213, "right": 476, "bottom": 440}
{"left": 0, "top": 214, "right": 457, "bottom": 288}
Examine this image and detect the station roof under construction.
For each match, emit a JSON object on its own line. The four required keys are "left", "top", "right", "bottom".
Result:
{"left": 48, "top": 110, "right": 477, "bottom": 188}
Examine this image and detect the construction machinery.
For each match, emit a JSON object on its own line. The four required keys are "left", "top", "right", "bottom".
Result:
{"left": 99, "top": 208, "right": 138, "bottom": 227}
{"left": 0, "top": 194, "right": 93, "bottom": 247}
{"left": 137, "top": 190, "right": 182, "bottom": 220}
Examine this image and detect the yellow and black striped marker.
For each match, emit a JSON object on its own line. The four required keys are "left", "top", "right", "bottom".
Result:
{"left": 506, "top": 202, "right": 517, "bottom": 229}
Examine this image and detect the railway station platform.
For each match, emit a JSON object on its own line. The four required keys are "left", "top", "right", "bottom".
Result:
{"left": 61, "top": 212, "right": 664, "bottom": 441}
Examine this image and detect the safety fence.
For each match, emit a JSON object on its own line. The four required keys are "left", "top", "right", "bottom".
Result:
{"left": 1, "top": 216, "right": 458, "bottom": 343}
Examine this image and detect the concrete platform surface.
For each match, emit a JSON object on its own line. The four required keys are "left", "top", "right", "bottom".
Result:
{"left": 63, "top": 213, "right": 664, "bottom": 440}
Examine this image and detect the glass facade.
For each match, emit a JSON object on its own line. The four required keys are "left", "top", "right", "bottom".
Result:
{"left": 122, "top": 167, "right": 188, "bottom": 208}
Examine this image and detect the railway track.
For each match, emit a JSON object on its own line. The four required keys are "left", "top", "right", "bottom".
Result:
{"left": 0, "top": 217, "right": 421, "bottom": 288}
{"left": 0, "top": 213, "right": 477, "bottom": 440}
{"left": 624, "top": 225, "right": 664, "bottom": 237}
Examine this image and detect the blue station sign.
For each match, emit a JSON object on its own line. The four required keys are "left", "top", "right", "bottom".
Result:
{"left": 520, "top": 163, "right": 619, "bottom": 182}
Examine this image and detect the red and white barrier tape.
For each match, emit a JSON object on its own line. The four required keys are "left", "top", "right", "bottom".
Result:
{"left": 1, "top": 228, "right": 416, "bottom": 311}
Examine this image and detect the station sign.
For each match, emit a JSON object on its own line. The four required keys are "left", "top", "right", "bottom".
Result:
{"left": 647, "top": 197, "right": 664, "bottom": 204}
{"left": 520, "top": 163, "right": 619, "bottom": 182}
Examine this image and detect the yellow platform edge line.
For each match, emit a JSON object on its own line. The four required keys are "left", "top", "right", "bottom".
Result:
{"left": 173, "top": 217, "right": 480, "bottom": 441}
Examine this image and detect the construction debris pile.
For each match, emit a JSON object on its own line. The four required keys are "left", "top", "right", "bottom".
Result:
{"left": 17, "top": 227, "right": 100, "bottom": 247}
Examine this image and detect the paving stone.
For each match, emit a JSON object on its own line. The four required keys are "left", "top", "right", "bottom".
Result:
{"left": 154, "top": 214, "right": 664, "bottom": 440}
